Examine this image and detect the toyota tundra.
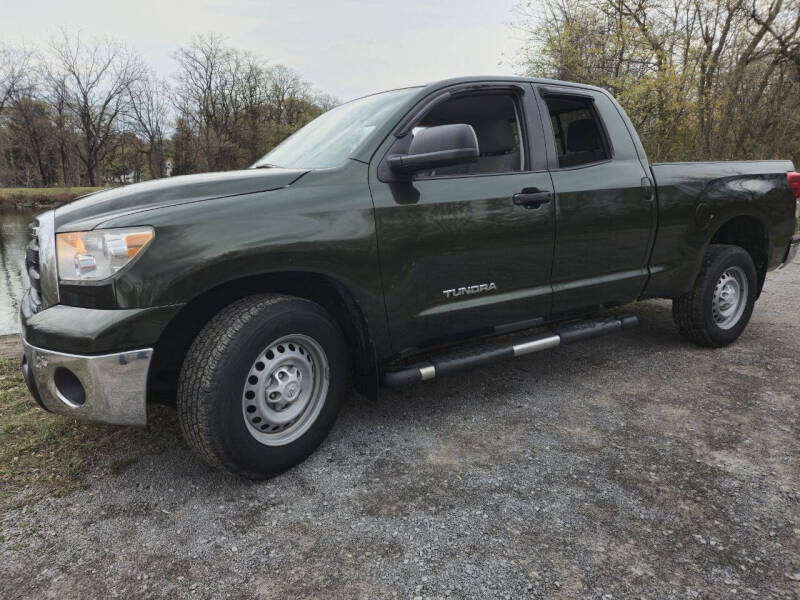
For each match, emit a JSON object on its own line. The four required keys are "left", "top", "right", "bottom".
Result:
{"left": 20, "top": 76, "right": 800, "bottom": 477}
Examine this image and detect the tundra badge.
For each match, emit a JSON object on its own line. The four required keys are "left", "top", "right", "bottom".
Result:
{"left": 442, "top": 283, "right": 497, "bottom": 299}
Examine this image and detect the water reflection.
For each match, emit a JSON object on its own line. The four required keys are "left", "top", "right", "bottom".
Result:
{"left": 0, "top": 208, "right": 36, "bottom": 334}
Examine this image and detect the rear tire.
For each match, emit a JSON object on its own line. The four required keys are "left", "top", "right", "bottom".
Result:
{"left": 177, "top": 294, "right": 349, "bottom": 478}
{"left": 672, "top": 244, "right": 757, "bottom": 347}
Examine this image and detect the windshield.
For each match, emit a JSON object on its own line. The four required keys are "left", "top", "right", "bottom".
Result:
{"left": 252, "top": 88, "right": 417, "bottom": 170}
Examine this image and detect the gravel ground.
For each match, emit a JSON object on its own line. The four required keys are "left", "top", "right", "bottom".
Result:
{"left": 2, "top": 263, "right": 799, "bottom": 600}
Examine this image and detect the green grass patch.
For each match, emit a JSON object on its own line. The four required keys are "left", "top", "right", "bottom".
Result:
{"left": 0, "top": 187, "right": 104, "bottom": 198}
{"left": 0, "top": 358, "right": 179, "bottom": 513}
{"left": 0, "top": 187, "right": 106, "bottom": 209}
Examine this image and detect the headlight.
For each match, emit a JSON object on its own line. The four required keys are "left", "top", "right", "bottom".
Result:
{"left": 56, "top": 227, "right": 154, "bottom": 281}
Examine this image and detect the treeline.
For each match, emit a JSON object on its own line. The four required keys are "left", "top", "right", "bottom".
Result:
{"left": 516, "top": 0, "right": 800, "bottom": 164}
{"left": 0, "top": 32, "right": 336, "bottom": 187}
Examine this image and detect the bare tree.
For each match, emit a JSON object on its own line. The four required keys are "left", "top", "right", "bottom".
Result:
{"left": 172, "top": 33, "right": 237, "bottom": 171}
{"left": 46, "top": 30, "right": 144, "bottom": 185}
{"left": 0, "top": 32, "right": 335, "bottom": 184}
{"left": 0, "top": 43, "right": 32, "bottom": 114}
{"left": 515, "top": 0, "right": 800, "bottom": 163}
{"left": 6, "top": 94, "right": 58, "bottom": 186}
{"left": 43, "top": 71, "right": 79, "bottom": 185}
{"left": 172, "top": 34, "right": 330, "bottom": 171}
{"left": 127, "top": 70, "right": 170, "bottom": 179}
{"left": 314, "top": 93, "right": 339, "bottom": 113}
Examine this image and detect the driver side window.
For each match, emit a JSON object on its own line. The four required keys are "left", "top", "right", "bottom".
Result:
{"left": 413, "top": 94, "right": 525, "bottom": 178}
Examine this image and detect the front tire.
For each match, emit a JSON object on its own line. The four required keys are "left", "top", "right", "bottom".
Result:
{"left": 672, "top": 244, "right": 757, "bottom": 347}
{"left": 177, "top": 294, "right": 349, "bottom": 478}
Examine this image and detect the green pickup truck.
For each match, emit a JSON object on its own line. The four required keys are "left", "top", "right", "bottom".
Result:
{"left": 20, "top": 76, "right": 800, "bottom": 478}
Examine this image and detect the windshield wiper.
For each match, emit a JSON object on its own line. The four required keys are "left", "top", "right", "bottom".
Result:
{"left": 255, "top": 163, "right": 280, "bottom": 169}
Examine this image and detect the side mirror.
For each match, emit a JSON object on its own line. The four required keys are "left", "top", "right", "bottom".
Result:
{"left": 387, "top": 123, "right": 479, "bottom": 174}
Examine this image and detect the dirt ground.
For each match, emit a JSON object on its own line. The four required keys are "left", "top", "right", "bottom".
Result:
{"left": 1, "top": 263, "right": 799, "bottom": 599}
{"left": 0, "top": 334, "right": 20, "bottom": 359}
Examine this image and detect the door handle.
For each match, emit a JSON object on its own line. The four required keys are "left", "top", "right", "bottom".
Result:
{"left": 513, "top": 190, "right": 552, "bottom": 209}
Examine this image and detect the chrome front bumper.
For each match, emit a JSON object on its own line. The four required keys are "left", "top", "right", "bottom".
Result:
{"left": 21, "top": 340, "right": 152, "bottom": 426}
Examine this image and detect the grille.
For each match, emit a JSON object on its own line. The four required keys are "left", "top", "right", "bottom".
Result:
{"left": 26, "top": 219, "right": 43, "bottom": 309}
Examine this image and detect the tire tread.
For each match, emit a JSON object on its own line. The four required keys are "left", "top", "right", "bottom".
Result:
{"left": 177, "top": 294, "right": 294, "bottom": 474}
{"left": 672, "top": 244, "right": 754, "bottom": 348}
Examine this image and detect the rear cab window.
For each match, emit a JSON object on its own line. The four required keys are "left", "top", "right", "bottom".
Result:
{"left": 544, "top": 96, "right": 610, "bottom": 168}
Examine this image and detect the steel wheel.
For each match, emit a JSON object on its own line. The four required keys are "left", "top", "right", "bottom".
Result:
{"left": 241, "top": 334, "right": 330, "bottom": 446}
{"left": 711, "top": 265, "right": 748, "bottom": 330}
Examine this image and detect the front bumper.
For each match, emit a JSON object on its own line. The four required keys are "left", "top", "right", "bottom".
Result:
{"left": 19, "top": 287, "right": 181, "bottom": 426}
{"left": 21, "top": 339, "right": 152, "bottom": 426}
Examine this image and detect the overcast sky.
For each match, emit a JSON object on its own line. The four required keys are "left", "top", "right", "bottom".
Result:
{"left": 2, "top": 0, "right": 527, "bottom": 101}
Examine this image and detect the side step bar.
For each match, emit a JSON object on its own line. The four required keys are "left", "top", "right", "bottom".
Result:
{"left": 382, "top": 314, "right": 639, "bottom": 387}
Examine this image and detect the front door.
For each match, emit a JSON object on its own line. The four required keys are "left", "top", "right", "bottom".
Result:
{"left": 369, "top": 84, "right": 556, "bottom": 355}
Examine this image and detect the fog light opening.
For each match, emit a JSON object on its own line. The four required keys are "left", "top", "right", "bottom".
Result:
{"left": 53, "top": 367, "right": 86, "bottom": 407}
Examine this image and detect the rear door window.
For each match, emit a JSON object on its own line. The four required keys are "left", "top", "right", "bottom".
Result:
{"left": 544, "top": 96, "right": 610, "bottom": 168}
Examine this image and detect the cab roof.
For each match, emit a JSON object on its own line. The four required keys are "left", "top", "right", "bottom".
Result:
{"left": 417, "top": 75, "right": 607, "bottom": 94}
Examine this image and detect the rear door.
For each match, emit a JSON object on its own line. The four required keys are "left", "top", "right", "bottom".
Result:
{"left": 533, "top": 84, "right": 656, "bottom": 313}
{"left": 369, "top": 84, "right": 556, "bottom": 355}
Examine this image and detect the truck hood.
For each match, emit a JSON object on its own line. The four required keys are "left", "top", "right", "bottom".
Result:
{"left": 54, "top": 168, "right": 309, "bottom": 231}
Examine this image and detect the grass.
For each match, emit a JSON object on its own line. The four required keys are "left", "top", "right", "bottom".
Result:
{"left": 0, "top": 187, "right": 105, "bottom": 208}
{"left": 0, "top": 358, "right": 179, "bottom": 514}
{"left": 0, "top": 187, "right": 104, "bottom": 197}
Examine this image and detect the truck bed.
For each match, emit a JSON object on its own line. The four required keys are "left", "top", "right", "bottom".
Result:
{"left": 644, "top": 159, "right": 796, "bottom": 298}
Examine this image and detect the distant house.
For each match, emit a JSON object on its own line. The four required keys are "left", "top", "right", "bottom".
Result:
{"left": 105, "top": 170, "right": 139, "bottom": 185}
{"left": 119, "top": 171, "right": 138, "bottom": 184}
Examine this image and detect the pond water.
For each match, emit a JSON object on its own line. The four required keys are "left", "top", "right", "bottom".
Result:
{"left": 0, "top": 208, "right": 36, "bottom": 334}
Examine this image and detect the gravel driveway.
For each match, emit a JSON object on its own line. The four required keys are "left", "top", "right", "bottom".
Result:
{"left": 2, "top": 263, "right": 799, "bottom": 599}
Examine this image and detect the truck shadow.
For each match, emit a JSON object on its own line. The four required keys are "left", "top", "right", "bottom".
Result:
{"left": 19, "top": 297, "right": 695, "bottom": 489}
{"left": 121, "top": 299, "right": 685, "bottom": 479}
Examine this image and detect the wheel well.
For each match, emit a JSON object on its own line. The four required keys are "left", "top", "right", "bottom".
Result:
{"left": 710, "top": 216, "right": 769, "bottom": 294}
{"left": 147, "top": 272, "right": 377, "bottom": 404}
